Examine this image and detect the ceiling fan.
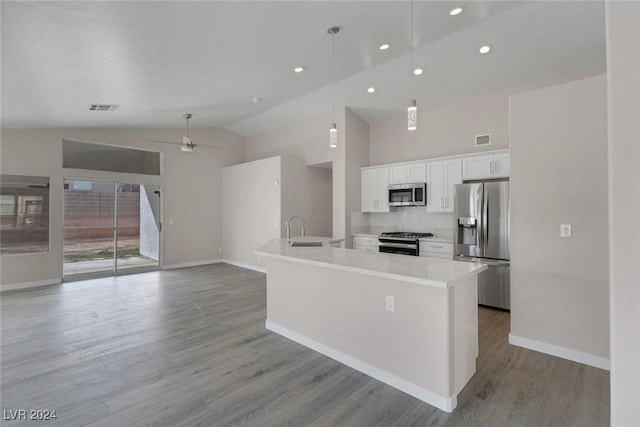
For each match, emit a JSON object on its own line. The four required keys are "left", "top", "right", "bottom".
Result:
{"left": 149, "top": 114, "right": 217, "bottom": 152}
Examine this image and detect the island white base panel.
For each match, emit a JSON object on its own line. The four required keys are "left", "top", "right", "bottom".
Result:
{"left": 266, "top": 320, "right": 457, "bottom": 412}
{"left": 264, "top": 257, "right": 478, "bottom": 413}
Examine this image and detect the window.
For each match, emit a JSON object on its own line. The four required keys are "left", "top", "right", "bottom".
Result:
{"left": 63, "top": 139, "right": 161, "bottom": 176}
{"left": 0, "top": 174, "right": 50, "bottom": 255}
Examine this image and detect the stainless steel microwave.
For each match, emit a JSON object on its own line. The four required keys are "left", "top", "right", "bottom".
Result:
{"left": 388, "top": 182, "right": 427, "bottom": 207}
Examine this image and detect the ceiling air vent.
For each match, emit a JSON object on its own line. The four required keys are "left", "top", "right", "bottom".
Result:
{"left": 89, "top": 104, "right": 120, "bottom": 111}
{"left": 475, "top": 133, "right": 491, "bottom": 146}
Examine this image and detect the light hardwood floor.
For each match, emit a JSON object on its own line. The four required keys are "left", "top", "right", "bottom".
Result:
{"left": 1, "top": 264, "right": 609, "bottom": 426}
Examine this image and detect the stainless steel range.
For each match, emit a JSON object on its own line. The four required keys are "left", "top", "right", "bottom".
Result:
{"left": 378, "top": 232, "right": 434, "bottom": 256}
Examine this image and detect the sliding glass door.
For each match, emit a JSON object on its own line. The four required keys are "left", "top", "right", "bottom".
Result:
{"left": 115, "top": 183, "right": 161, "bottom": 274}
{"left": 63, "top": 179, "right": 161, "bottom": 279}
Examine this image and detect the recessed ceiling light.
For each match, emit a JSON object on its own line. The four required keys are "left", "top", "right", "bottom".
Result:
{"left": 379, "top": 43, "right": 390, "bottom": 50}
{"left": 449, "top": 7, "right": 463, "bottom": 16}
{"left": 479, "top": 45, "right": 492, "bottom": 54}
{"left": 294, "top": 66, "right": 305, "bottom": 73}
{"left": 367, "top": 87, "right": 376, "bottom": 93}
{"left": 252, "top": 97, "right": 263, "bottom": 104}
{"left": 413, "top": 68, "right": 423, "bottom": 76}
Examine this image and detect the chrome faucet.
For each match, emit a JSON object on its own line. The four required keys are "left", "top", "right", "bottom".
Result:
{"left": 287, "top": 216, "right": 305, "bottom": 240}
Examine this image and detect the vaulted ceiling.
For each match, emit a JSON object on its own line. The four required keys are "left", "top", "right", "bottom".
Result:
{"left": 1, "top": 1, "right": 606, "bottom": 136}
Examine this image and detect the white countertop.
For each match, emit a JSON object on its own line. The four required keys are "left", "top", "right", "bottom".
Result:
{"left": 256, "top": 239, "right": 486, "bottom": 288}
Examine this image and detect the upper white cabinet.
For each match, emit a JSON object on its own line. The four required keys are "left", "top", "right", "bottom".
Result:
{"left": 389, "top": 162, "right": 427, "bottom": 185}
{"left": 361, "top": 167, "right": 390, "bottom": 212}
{"left": 426, "top": 158, "right": 462, "bottom": 213}
{"left": 462, "top": 151, "right": 510, "bottom": 180}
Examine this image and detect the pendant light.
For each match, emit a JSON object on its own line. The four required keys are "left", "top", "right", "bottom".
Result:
{"left": 408, "top": 0, "right": 417, "bottom": 131}
{"left": 328, "top": 26, "right": 340, "bottom": 148}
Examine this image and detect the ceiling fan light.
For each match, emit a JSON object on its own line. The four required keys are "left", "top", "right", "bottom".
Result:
{"left": 181, "top": 136, "right": 194, "bottom": 152}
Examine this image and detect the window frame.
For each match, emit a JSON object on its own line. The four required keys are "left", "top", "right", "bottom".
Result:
{"left": 62, "top": 138, "right": 163, "bottom": 176}
{"left": 0, "top": 173, "right": 52, "bottom": 256}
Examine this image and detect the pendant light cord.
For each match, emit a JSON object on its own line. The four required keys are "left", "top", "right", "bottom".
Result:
{"left": 410, "top": 0, "right": 414, "bottom": 97}
{"left": 331, "top": 30, "right": 335, "bottom": 124}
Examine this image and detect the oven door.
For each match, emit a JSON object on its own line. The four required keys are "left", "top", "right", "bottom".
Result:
{"left": 378, "top": 240, "right": 419, "bottom": 256}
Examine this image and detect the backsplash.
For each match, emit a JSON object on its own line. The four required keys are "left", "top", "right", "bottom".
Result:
{"left": 352, "top": 207, "right": 455, "bottom": 238}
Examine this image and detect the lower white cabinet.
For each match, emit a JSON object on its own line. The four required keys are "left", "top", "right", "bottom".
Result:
{"left": 419, "top": 241, "right": 453, "bottom": 259}
{"left": 353, "top": 236, "right": 379, "bottom": 252}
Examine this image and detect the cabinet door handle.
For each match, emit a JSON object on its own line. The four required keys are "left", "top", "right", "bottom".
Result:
{"left": 430, "top": 245, "right": 444, "bottom": 249}
{"left": 495, "top": 160, "right": 500, "bottom": 174}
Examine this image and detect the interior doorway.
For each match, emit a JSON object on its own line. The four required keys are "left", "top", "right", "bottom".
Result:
{"left": 63, "top": 179, "right": 161, "bottom": 279}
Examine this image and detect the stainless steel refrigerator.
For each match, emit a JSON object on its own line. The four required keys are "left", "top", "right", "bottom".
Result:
{"left": 454, "top": 181, "right": 510, "bottom": 310}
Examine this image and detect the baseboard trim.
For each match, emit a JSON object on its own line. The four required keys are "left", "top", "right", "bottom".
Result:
{"left": 222, "top": 259, "right": 267, "bottom": 274}
{"left": 508, "top": 333, "right": 610, "bottom": 371}
{"left": 162, "top": 259, "right": 222, "bottom": 270}
{"left": 1, "top": 278, "right": 62, "bottom": 292}
{"left": 266, "top": 320, "right": 456, "bottom": 412}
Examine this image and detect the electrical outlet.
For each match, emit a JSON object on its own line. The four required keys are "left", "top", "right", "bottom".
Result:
{"left": 218, "top": 247, "right": 222, "bottom": 254}
{"left": 560, "top": 224, "right": 572, "bottom": 237}
{"left": 385, "top": 295, "right": 395, "bottom": 312}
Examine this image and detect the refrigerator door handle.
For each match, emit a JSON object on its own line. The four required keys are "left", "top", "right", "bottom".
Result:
{"left": 483, "top": 190, "right": 489, "bottom": 253}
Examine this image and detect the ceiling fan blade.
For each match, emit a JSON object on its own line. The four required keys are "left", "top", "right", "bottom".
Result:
{"left": 148, "top": 139, "right": 180, "bottom": 146}
{"left": 192, "top": 143, "right": 221, "bottom": 149}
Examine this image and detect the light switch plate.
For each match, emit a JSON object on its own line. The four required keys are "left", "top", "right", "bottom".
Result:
{"left": 560, "top": 224, "right": 572, "bottom": 237}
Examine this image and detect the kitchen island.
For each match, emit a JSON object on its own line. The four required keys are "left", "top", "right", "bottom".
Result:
{"left": 255, "top": 239, "right": 487, "bottom": 412}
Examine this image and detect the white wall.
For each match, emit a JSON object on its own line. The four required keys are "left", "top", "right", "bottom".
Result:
{"left": 280, "top": 154, "right": 333, "bottom": 239}
{"left": 509, "top": 75, "right": 609, "bottom": 367}
{"left": 246, "top": 108, "right": 348, "bottom": 242}
{"left": 304, "top": 165, "right": 332, "bottom": 238}
{"left": 0, "top": 127, "right": 246, "bottom": 287}
{"left": 369, "top": 93, "right": 510, "bottom": 165}
{"left": 606, "top": 2, "right": 640, "bottom": 425}
{"left": 222, "top": 156, "right": 281, "bottom": 271}
{"left": 344, "top": 108, "right": 370, "bottom": 248}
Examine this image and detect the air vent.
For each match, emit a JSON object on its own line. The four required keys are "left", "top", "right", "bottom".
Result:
{"left": 89, "top": 104, "right": 120, "bottom": 111}
{"left": 475, "top": 133, "right": 491, "bottom": 146}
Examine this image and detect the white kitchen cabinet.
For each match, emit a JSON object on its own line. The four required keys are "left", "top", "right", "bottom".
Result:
{"left": 389, "top": 162, "right": 427, "bottom": 185}
{"left": 462, "top": 151, "right": 510, "bottom": 180}
{"left": 353, "top": 236, "right": 379, "bottom": 252}
{"left": 493, "top": 152, "right": 510, "bottom": 178}
{"left": 426, "top": 159, "right": 461, "bottom": 213}
{"left": 361, "top": 167, "right": 389, "bottom": 213}
{"left": 419, "top": 241, "right": 453, "bottom": 259}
